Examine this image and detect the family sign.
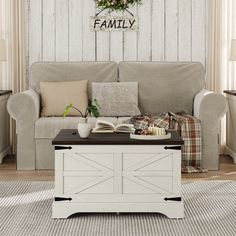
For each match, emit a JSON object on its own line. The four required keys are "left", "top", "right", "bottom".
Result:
{"left": 90, "top": 16, "right": 139, "bottom": 32}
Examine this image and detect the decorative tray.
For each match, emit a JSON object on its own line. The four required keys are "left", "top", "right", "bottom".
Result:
{"left": 130, "top": 132, "right": 171, "bottom": 140}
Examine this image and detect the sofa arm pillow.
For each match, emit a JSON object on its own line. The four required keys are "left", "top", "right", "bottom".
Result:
{"left": 92, "top": 82, "right": 141, "bottom": 117}
{"left": 40, "top": 80, "right": 88, "bottom": 117}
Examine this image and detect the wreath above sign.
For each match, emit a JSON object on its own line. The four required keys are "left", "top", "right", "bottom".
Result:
{"left": 91, "top": 0, "right": 141, "bottom": 32}
{"left": 96, "top": 0, "right": 142, "bottom": 11}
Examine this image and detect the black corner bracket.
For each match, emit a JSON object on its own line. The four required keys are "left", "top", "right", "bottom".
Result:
{"left": 55, "top": 197, "right": 72, "bottom": 202}
{"left": 164, "top": 197, "right": 182, "bottom": 202}
{"left": 55, "top": 146, "right": 72, "bottom": 151}
{"left": 164, "top": 146, "right": 182, "bottom": 150}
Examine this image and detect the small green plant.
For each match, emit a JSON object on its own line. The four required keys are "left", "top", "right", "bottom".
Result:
{"left": 95, "top": 0, "right": 142, "bottom": 12}
{"left": 63, "top": 99, "right": 100, "bottom": 118}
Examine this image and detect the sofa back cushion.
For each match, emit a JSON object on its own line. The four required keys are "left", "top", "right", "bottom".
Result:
{"left": 119, "top": 62, "right": 205, "bottom": 115}
{"left": 40, "top": 80, "right": 88, "bottom": 117}
{"left": 30, "top": 62, "right": 118, "bottom": 97}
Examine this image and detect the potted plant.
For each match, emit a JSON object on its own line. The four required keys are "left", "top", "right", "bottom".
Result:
{"left": 63, "top": 99, "right": 100, "bottom": 138}
{"left": 95, "top": 0, "right": 142, "bottom": 12}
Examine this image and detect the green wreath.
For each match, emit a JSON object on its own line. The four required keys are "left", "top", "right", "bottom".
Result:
{"left": 96, "top": 0, "right": 142, "bottom": 11}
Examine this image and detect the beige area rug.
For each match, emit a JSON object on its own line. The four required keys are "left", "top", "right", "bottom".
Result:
{"left": 0, "top": 181, "right": 235, "bottom": 236}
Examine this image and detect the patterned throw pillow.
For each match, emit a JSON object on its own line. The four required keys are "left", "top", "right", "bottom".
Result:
{"left": 91, "top": 82, "right": 141, "bottom": 117}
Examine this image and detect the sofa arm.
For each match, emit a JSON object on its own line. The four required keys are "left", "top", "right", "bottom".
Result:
{"left": 194, "top": 89, "right": 227, "bottom": 170}
{"left": 7, "top": 90, "right": 40, "bottom": 170}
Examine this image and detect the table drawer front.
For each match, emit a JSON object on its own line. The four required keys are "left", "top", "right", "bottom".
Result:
{"left": 123, "top": 153, "right": 174, "bottom": 194}
{"left": 63, "top": 153, "right": 114, "bottom": 171}
{"left": 63, "top": 176, "right": 114, "bottom": 194}
{"left": 55, "top": 148, "right": 181, "bottom": 196}
{"left": 62, "top": 153, "right": 114, "bottom": 194}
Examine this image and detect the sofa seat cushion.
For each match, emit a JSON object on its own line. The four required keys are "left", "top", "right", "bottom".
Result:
{"left": 35, "top": 117, "right": 119, "bottom": 139}
{"left": 117, "top": 117, "right": 131, "bottom": 124}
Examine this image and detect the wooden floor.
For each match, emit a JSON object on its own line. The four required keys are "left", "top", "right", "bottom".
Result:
{"left": 0, "top": 155, "right": 235, "bottom": 181}
{"left": 0, "top": 156, "right": 54, "bottom": 181}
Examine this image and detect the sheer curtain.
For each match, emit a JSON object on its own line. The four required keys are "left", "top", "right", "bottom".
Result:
{"left": 207, "top": 0, "right": 236, "bottom": 149}
{"left": 0, "top": 0, "right": 27, "bottom": 153}
{"left": 0, "top": 0, "right": 26, "bottom": 91}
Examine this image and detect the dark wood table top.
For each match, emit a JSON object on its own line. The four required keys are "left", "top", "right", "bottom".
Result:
{"left": 52, "top": 129, "right": 184, "bottom": 146}
{"left": 0, "top": 90, "right": 12, "bottom": 96}
{"left": 224, "top": 90, "right": 236, "bottom": 96}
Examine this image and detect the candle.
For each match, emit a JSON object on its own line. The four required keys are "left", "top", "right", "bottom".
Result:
{"left": 148, "top": 127, "right": 166, "bottom": 135}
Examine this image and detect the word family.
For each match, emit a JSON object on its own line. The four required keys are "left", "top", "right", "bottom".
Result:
{"left": 91, "top": 16, "right": 138, "bottom": 32}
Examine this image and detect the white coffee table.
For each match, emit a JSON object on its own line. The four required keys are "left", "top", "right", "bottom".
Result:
{"left": 52, "top": 130, "right": 184, "bottom": 219}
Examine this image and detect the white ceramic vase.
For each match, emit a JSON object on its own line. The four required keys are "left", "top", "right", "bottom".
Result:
{"left": 78, "top": 118, "right": 91, "bottom": 138}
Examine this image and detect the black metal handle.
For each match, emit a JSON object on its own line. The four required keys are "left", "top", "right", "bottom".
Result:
{"left": 164, "top": 197, "right": 182, "bottom": 202}
{"left": 164, "top": 146, "right": 182, "bottom": 150}
{"left": 55, "top": 197, "right": 72, "bottom": 202}
{"left": 55, "top": 146, "right": 72, "bottom": 150}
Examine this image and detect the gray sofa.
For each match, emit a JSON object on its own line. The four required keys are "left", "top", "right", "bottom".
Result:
{"left": 7, "top": 62, "right": 227, "bottom": 170}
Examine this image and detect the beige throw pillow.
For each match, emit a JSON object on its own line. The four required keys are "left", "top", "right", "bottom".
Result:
{"left": 40, "top": 80, "right": 88, "bottom": 117}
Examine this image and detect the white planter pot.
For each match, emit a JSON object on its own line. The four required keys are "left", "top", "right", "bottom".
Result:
{"left": 78, "top": 118, "right": 91, "bottom": 138}
{"left": 79, "top": 117, "right": 87, "bottom": 124}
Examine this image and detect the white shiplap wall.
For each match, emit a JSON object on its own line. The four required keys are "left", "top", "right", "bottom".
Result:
{"left": 28, "top": 0, "right": 208, "bottom": 68}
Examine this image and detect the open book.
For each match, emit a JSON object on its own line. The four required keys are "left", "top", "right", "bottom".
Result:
{"left": 92, "top": 120, "right": 135, "bottom": 133}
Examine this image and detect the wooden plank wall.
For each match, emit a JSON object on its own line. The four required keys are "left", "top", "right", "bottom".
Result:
{"left": 28, "top": 0, "right": 207, "bottom": 69}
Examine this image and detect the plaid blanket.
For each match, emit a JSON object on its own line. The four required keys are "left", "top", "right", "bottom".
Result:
{"left": 130, "top": 113, "right": 207, "bottom": 173}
